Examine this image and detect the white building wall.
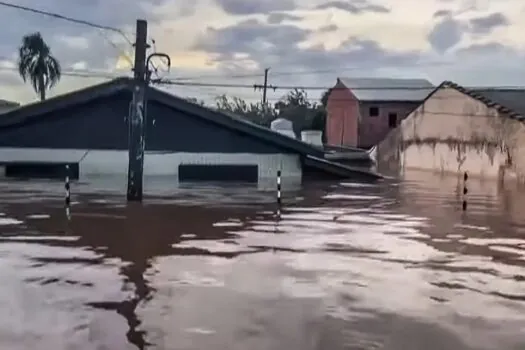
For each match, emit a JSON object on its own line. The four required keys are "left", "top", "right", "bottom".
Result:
{"left": 400, "top": 143, "right": 506, "bottom": 178}
{"left": 0, "top": 148, "right": 302, "bottom": 189}
{"left": 378, "top": 87, "right": 525, "bottom": 180}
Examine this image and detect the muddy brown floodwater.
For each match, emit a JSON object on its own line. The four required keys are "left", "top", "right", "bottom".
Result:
{"left": 0, "top": 171, "right": 524, "bottom": 350}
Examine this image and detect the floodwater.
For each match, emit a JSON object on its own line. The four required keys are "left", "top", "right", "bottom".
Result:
{"left": 0, "top": 171, "right": 524, "bottom": 350}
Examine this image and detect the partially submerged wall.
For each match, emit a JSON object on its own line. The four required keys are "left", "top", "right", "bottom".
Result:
{"left": 377, "top": 87, "right": 525, "bottom": 181}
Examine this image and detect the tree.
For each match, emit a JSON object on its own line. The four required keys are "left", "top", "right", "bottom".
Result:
{"left": 185, "top": 97, "right": 206, "bottom": 106}
{"left": 274, "top": 89, "right": 327, "bottom": 136}
{"left": 212, "top": 88, "right": 329, "bottom": 142}
{"left": 18, "top": 32, "right": 61, "bottom": 101}
{"left": 215, "top": 94, "right": 275, "bottom": 126}
{"left": 321, "top": 88, "right": 332, "bottom": 108}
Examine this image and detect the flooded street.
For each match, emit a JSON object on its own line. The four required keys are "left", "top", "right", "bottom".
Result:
{"left": 0, "top": 171, "right": 524, "bottom": 350}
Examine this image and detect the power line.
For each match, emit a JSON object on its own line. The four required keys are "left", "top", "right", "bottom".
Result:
{"left": 152, "top": 78, "right": 525, "bottom": 92}
{"left": 0, "top": 66, "right": 122, "bottom": 79}
{"left": 165, "top": 60, "right": 462, "bottom": 81}
{"left": 151, "top": 79, "right": 433, "bottom": 91}
{"left": 0, "top": 1, "right": 133, "bottom": 45}
{"left": 96, "top": 30, "right": 134, "bottom": 66}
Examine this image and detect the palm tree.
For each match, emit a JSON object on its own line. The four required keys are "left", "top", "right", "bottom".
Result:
{"left": 18, "top": 32, "right": 61, "bottom": 101}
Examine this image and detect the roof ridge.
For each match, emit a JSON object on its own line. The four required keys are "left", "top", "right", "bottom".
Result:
{"left": 0, "top": 77, "right": 133, "bottom": 127}
{"left": 338, "top": 76, "right": 431, "bottom": 81}
{"left": 442, "top": 81, "right": 523, "bottom": 120}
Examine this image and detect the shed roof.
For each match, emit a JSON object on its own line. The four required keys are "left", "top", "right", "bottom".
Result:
{"left": 337, "top": 77, "right": 434, "bottom": 102}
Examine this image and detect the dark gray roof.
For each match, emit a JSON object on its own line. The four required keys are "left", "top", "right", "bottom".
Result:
{"left": 0, "top": 78, "right": 385, "bottom": 180}
{"left": 471, "top": 89, "right": 525, "bottom": 117}
{"left": 0, "top": 77, "right": 324, "bottom": 157}
{"left": 439, "top": 81, "right": 525, "bottom": 121}
{"left": 338, "top": 77, "right": 434, "bottom": 102}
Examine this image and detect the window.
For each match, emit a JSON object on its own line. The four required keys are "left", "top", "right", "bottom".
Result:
{"left": 4, "top": 163, "right": 79, "bottom": 180}
{"left": 178, "top": 164, "right": 258, "bottom": 183}
{"left": 369, "top": 107, "right": 379, "bottom": 117}
{"left": 388, "top": 113, "right": 397, "bottom": 128}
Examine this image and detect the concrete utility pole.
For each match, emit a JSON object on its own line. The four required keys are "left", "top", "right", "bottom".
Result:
{"left": 127, "top": 19, "right": 148, "bottom": 201}
{"left": 262, "top": 67, "right": 270, "bottom": 105}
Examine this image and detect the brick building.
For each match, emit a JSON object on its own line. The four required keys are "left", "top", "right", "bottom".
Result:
{"left": 325, "top": 77, "right": 434, "bottom": 148}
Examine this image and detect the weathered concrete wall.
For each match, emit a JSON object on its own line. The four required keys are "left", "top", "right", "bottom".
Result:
{"left": 377, "top": 87, "right": 525, "bottom": 181}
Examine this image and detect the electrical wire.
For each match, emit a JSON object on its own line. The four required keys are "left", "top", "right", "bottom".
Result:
{"left": 0, "top": 0, "right": 135, "bottom": 66}
{"left": 97, "top": 29, "right": 134, "bottom": 67}
{"left": 0, "top": 1, "right": 133, "bottom": 45}
{"left": 165, "top": 60, "right": 462, "bottom": 81}
{"left": 0, "top": 66, "right": 123, "bottom": 79}
{"left": 153, "top": 79, "right": 524, "bottom": 92}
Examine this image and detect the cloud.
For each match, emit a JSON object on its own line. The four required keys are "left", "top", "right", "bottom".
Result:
{"left": 214, "top": 0, "right": 296, "bottom": 15}
{"left": 469, "top": 13, "right": 509, "bottom": 34}
{"left": 194, "top": 19, "right": 312, "bottom": 63}
{"left": 1, "top": 0, "right": 525, "bottom": 106}
{"left": 440, "top": 42, "right": 525, "bottom": 86}
{"left": 194, "top": 18, "right": 422, "bottom": 79}
{"left": 427, "top": 17, "right": 463, "bottom": 53}
{"left": 433, "top": 9, "right": 452, "bottom": 17}
{"left": 315, "top": 0, "right": 390, "bottom": 14}
{"left": 319, "top": 24, "right": 339, "bottom": 32}
{"left": 0, "top": 0, "right": 169, "bottom": 103}
{"left": 456, "top": 42, "right": 519, "bottom": 58}
{"left": 267, "top": 12, "right": 302, "bottom": 24}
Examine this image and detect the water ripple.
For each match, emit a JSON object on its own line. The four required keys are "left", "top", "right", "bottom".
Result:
{"left": 0, "top": 171, "right": 523, "bottom": 349}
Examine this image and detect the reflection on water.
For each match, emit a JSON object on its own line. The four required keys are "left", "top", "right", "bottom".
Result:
{"left": 0, "top": 171, "right": 524, "bottom": 349}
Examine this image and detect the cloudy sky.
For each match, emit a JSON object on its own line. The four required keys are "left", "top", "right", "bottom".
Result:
{"left": 0, "top": 0, "right": 524, "bottom": 105}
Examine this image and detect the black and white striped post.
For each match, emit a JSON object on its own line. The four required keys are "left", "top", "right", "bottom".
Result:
{"left": 462, "top": 171, "right": 468, "bottom": 211}
{"left": 276, "top": 169, "right": 282, "bottom": 217}
{"left": 65, "top": 164, "right": 71, "bottom": 219}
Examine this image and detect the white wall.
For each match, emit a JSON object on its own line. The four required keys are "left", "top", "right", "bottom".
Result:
{"left": 0, "top": 148, "right": 302, "bottom": 189}
{"left": 401, "top": 143, "right": 507, "bottom": 177}
{"left": 378, "top": 87, "right": 522, "bottom": 180}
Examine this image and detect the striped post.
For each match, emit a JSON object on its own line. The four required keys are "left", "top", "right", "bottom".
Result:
{"left": 65, "top": 164, "right": 71, "bottom": 218}
{"left": 462, "top": 171, "right": 468, "bottom": 211}
{"left": 277, "top": 169, "right": 282, "bottom": 205}
{"left": 276, "top": 169, "right": 282, "bottom": 218}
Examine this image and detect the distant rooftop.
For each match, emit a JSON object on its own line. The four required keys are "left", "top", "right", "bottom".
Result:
{"left": 0, "top": 99, "right": 19, "bottom": 107}
{"left": 337, "top": 77, "right": 434, "bottom": 102}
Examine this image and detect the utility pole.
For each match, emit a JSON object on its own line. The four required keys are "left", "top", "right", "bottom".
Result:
{"left": 127, "top": 19, "right": 148, "bottom": 201}
{"left": 262, "top": 67, "right": 269, "bottom": 105}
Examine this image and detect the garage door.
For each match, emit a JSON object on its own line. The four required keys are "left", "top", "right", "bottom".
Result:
{"left": 178, "top": 164, "right": 258, "bottom": 182}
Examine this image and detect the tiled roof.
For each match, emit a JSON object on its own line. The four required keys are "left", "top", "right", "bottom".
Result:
{"left": 442, "top": 81, "right": 525, "bottom": 121}
{"left": 338, "top": 77, "right": 434, "bottom": 102}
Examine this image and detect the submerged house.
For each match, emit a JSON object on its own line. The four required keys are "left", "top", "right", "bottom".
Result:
{"left": 0, "top": 77, "right": 380, "bottom": 188}
{"left": 377, "top": 81, "right": 525, "bottom": 182}
{"left": 325, "top": 77, "right": 434, "bottom": 148}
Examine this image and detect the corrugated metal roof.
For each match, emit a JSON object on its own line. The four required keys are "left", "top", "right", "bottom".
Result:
{"left": 471, "top": 89, "right": 525, "bottom": 117}
{"left": 338, "top": 77, "right": 434, "bottom": 101}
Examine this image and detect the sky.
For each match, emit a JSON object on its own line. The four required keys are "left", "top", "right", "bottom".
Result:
{"left": 0, "top": 0, "right": 524, "bottom": 105}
